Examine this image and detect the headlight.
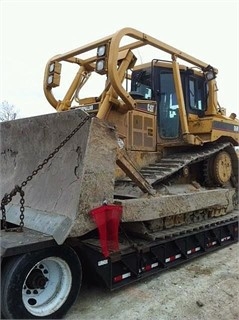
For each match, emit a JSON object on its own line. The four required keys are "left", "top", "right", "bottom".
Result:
{"left": 96, "top": 60, "right": 105, "bottom": 73}
{"left": 47, "top": 75, "right": 54, "bottom": 84}
{"left": 204, "top": 65, "right": 217, "bottom": 81}
{"left": 49, "top": 63, "right": 55, "bottom": 73}
{"left": 205, "top": 71, "right": 216, "bottom": 81}
{"left": 95, "top": 44, "right": 108, "bottom": 74}
{"left": 46, "top": 61, "right": 62, "bottom": 88}
{"left": 97, "top": 45, "right": 106, "bottom": 57}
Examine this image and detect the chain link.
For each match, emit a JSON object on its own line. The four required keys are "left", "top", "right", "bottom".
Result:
{"left": 1, "top": 114, "right": 92, "bottom": 232}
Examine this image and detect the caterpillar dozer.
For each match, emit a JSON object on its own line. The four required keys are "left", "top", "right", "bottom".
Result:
{"left": 1, "top": 27, "right": 238, "bottom": 319}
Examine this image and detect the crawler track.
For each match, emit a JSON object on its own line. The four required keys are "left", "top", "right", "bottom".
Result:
{"left": 114, "top": 142, "right": 238, "bottom": 198}
{"left": 141, "top": 142, "right": 237, "bottom": 186}
{"left": 132, "top": 210, "right": 239, "bottom": 242}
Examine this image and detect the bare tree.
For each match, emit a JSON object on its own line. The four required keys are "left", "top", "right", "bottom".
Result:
{"left": 0, "top": 101, "right": 19, "bottom": 122}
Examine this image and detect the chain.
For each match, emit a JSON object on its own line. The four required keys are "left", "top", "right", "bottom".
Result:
{"left": 1, "top": 114, "right": 92, "bottom": 232}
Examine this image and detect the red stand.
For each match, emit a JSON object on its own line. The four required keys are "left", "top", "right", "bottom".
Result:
{"left": 90, "top": 204, "right": 123, "bottom": 257}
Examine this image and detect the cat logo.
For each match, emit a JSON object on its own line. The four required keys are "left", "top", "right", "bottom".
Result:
{"left": 234, "top": 125, "right": 239, "bottom": 132}
{"left": 147, "top": 104, "right": 155, "bottom": 113}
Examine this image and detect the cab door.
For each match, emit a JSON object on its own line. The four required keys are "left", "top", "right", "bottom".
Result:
{"left": 155, "top": 69, "right": 180, "bottom": 140}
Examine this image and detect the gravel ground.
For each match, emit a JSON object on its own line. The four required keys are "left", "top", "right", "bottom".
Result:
{"left": 65, "top": 242, "right": 239, "bottom": 320}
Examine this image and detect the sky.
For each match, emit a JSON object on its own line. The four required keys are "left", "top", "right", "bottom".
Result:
{"left": 1, "top": 0, "right": 238, "bottom": 119}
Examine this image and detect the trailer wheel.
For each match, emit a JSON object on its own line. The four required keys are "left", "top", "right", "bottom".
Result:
{"left": 1, "top": 245, "right": 82, "bottom": 319}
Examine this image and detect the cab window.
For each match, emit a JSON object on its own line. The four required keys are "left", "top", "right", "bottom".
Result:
{"left": 188, "top": 76, "right": 206, "bottom": 111}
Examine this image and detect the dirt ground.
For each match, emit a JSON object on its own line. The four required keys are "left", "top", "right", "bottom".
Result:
{"left": 65, "top": 242, "right": 239, "bottom": 320}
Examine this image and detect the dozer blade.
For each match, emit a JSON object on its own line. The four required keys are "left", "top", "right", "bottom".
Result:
{"left": 0, "top": 109, "right": 118, "bottom": 244}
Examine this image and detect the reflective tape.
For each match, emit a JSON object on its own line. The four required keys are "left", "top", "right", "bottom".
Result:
{"left": 187, "top": 246, "right": 201, "bottom": 255}
{"left": 165, "top": 253, "right": 181, "bottom": 263}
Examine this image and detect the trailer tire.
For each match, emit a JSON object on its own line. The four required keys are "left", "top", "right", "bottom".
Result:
{"left": 1, "top": 245, "right": 82, "bottom": 319}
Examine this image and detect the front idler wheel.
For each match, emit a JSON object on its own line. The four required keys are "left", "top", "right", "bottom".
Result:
{"left": 204, "top": 151, "right": 232, "bottom": 186}
{"left": 213, "top": 151, "right": 232, "bottom": 185}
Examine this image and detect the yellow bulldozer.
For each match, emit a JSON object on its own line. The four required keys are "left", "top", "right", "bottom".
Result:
{"left": 43, "top": 27, "right": 238, "bottom": 227}
{"left": 1, "top": 27, "right": 238, "bottom": 319}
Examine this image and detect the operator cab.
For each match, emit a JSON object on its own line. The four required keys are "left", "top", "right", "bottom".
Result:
{"left": 130, "top": 61, "right": 208, "bottom": 140}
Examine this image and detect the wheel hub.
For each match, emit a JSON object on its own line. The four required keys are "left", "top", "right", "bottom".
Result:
{"left": 26, "top": 268, "right": 48, "bottom": 289}
{"left": 22, "top": 257, "right": 72, "bottom": 317}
